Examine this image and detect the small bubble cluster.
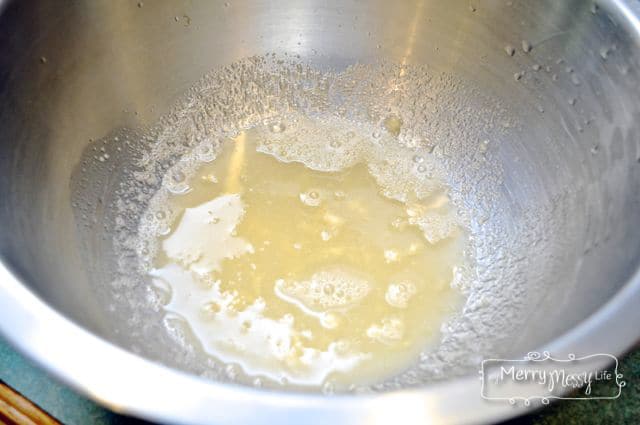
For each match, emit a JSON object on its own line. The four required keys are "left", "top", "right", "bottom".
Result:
{"left": 299, "top": 189, "right": 322, "bottom": 207}
{"left": 366, "top": 317, "right": 405, "bottom": 344}
{"left": 275, "top": 268, "right": 371, "bottom": 312}
{"left": 384, "top": 281, "right": 417, "bottom": 308}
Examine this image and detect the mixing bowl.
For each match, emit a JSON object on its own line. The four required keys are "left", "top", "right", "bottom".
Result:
{"left": 1, "top": 0, "right": 640, "bottom": 423}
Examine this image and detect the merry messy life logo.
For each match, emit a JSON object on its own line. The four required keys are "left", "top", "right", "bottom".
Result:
{"left": 480, "top": 352, "right": 626, "bottom": 405}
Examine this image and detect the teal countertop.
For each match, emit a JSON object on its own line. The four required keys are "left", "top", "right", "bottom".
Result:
{"left": 1, "top": 337, "right": 638, "bottom": 424}
{"left": 0, "top": 338, "right": 147, "bottom": 425}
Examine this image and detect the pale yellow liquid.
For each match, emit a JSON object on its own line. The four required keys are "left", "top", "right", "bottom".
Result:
{"left": 149, "top": 122, "right": 466, "bottom": 390}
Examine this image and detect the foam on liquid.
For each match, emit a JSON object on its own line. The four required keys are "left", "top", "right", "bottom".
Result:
{"left": 148, "top": 115, "right": 467, "bottom": 390}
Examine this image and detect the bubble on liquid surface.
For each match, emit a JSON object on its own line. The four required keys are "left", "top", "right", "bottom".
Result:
{"left": 367, "top": 317, "right": 405, "bottom": 344}
{"left": 275, "top": 268, "right": 371, "bottom": 312}
{"left": 385, "top": 281, "right": 417, "bottom": 308}
{"left": 299, "top": 190, "right": 322, "bottom": 207}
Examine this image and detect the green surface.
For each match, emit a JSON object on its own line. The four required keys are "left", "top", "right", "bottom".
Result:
{"left": 0, "top": 336, "right": 638, "bottom": 424}
{"left": 0, "top": 338, "right": 147, "bottom": 425}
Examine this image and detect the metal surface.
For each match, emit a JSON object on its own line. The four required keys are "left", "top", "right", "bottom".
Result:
{"left": 0, "top": 0, "right": 640, "bottom": 424}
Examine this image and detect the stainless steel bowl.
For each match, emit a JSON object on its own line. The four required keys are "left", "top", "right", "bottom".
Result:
{"left": 1, "top": 0, "right": 640, "bottom": 424}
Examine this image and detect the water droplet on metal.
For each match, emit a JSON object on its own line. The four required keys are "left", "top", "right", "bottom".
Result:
{"left": 329, "top": 139, "right": 342, "bottom": 149}
{"left": 172, "top": 170, "right": 186, "bottom": 183}
{"left": 270, "top": 122, "right": 286, "bottom": 133}
{"left": 479, "top": 139, "right": 489, "bottom": 154}
{"left": 599, "top": 46, "right": 609, "bottom": 60}
{"left": 570, "top": 74, "right": 581, "bottom": 86}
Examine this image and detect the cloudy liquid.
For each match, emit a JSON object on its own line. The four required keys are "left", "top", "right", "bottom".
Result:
{"left": 149, "top": 120, "right": 467, "bottom": 390}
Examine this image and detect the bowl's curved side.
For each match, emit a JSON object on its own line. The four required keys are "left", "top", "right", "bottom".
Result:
{"left": 2, "top": 252, "right": 640, "bottom": 425}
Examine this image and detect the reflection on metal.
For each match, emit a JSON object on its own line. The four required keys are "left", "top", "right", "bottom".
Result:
{"left": 400, "top": 0, "right": 424, "bottom": 74}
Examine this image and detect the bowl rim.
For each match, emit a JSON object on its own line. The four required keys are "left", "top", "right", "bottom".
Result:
{"left": 1, "top": 257, "right": 639, "bottom": 425}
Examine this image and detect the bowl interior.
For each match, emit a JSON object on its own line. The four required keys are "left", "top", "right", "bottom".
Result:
{"left": 1, "top": 0, "right": 639, "bottom": 392}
